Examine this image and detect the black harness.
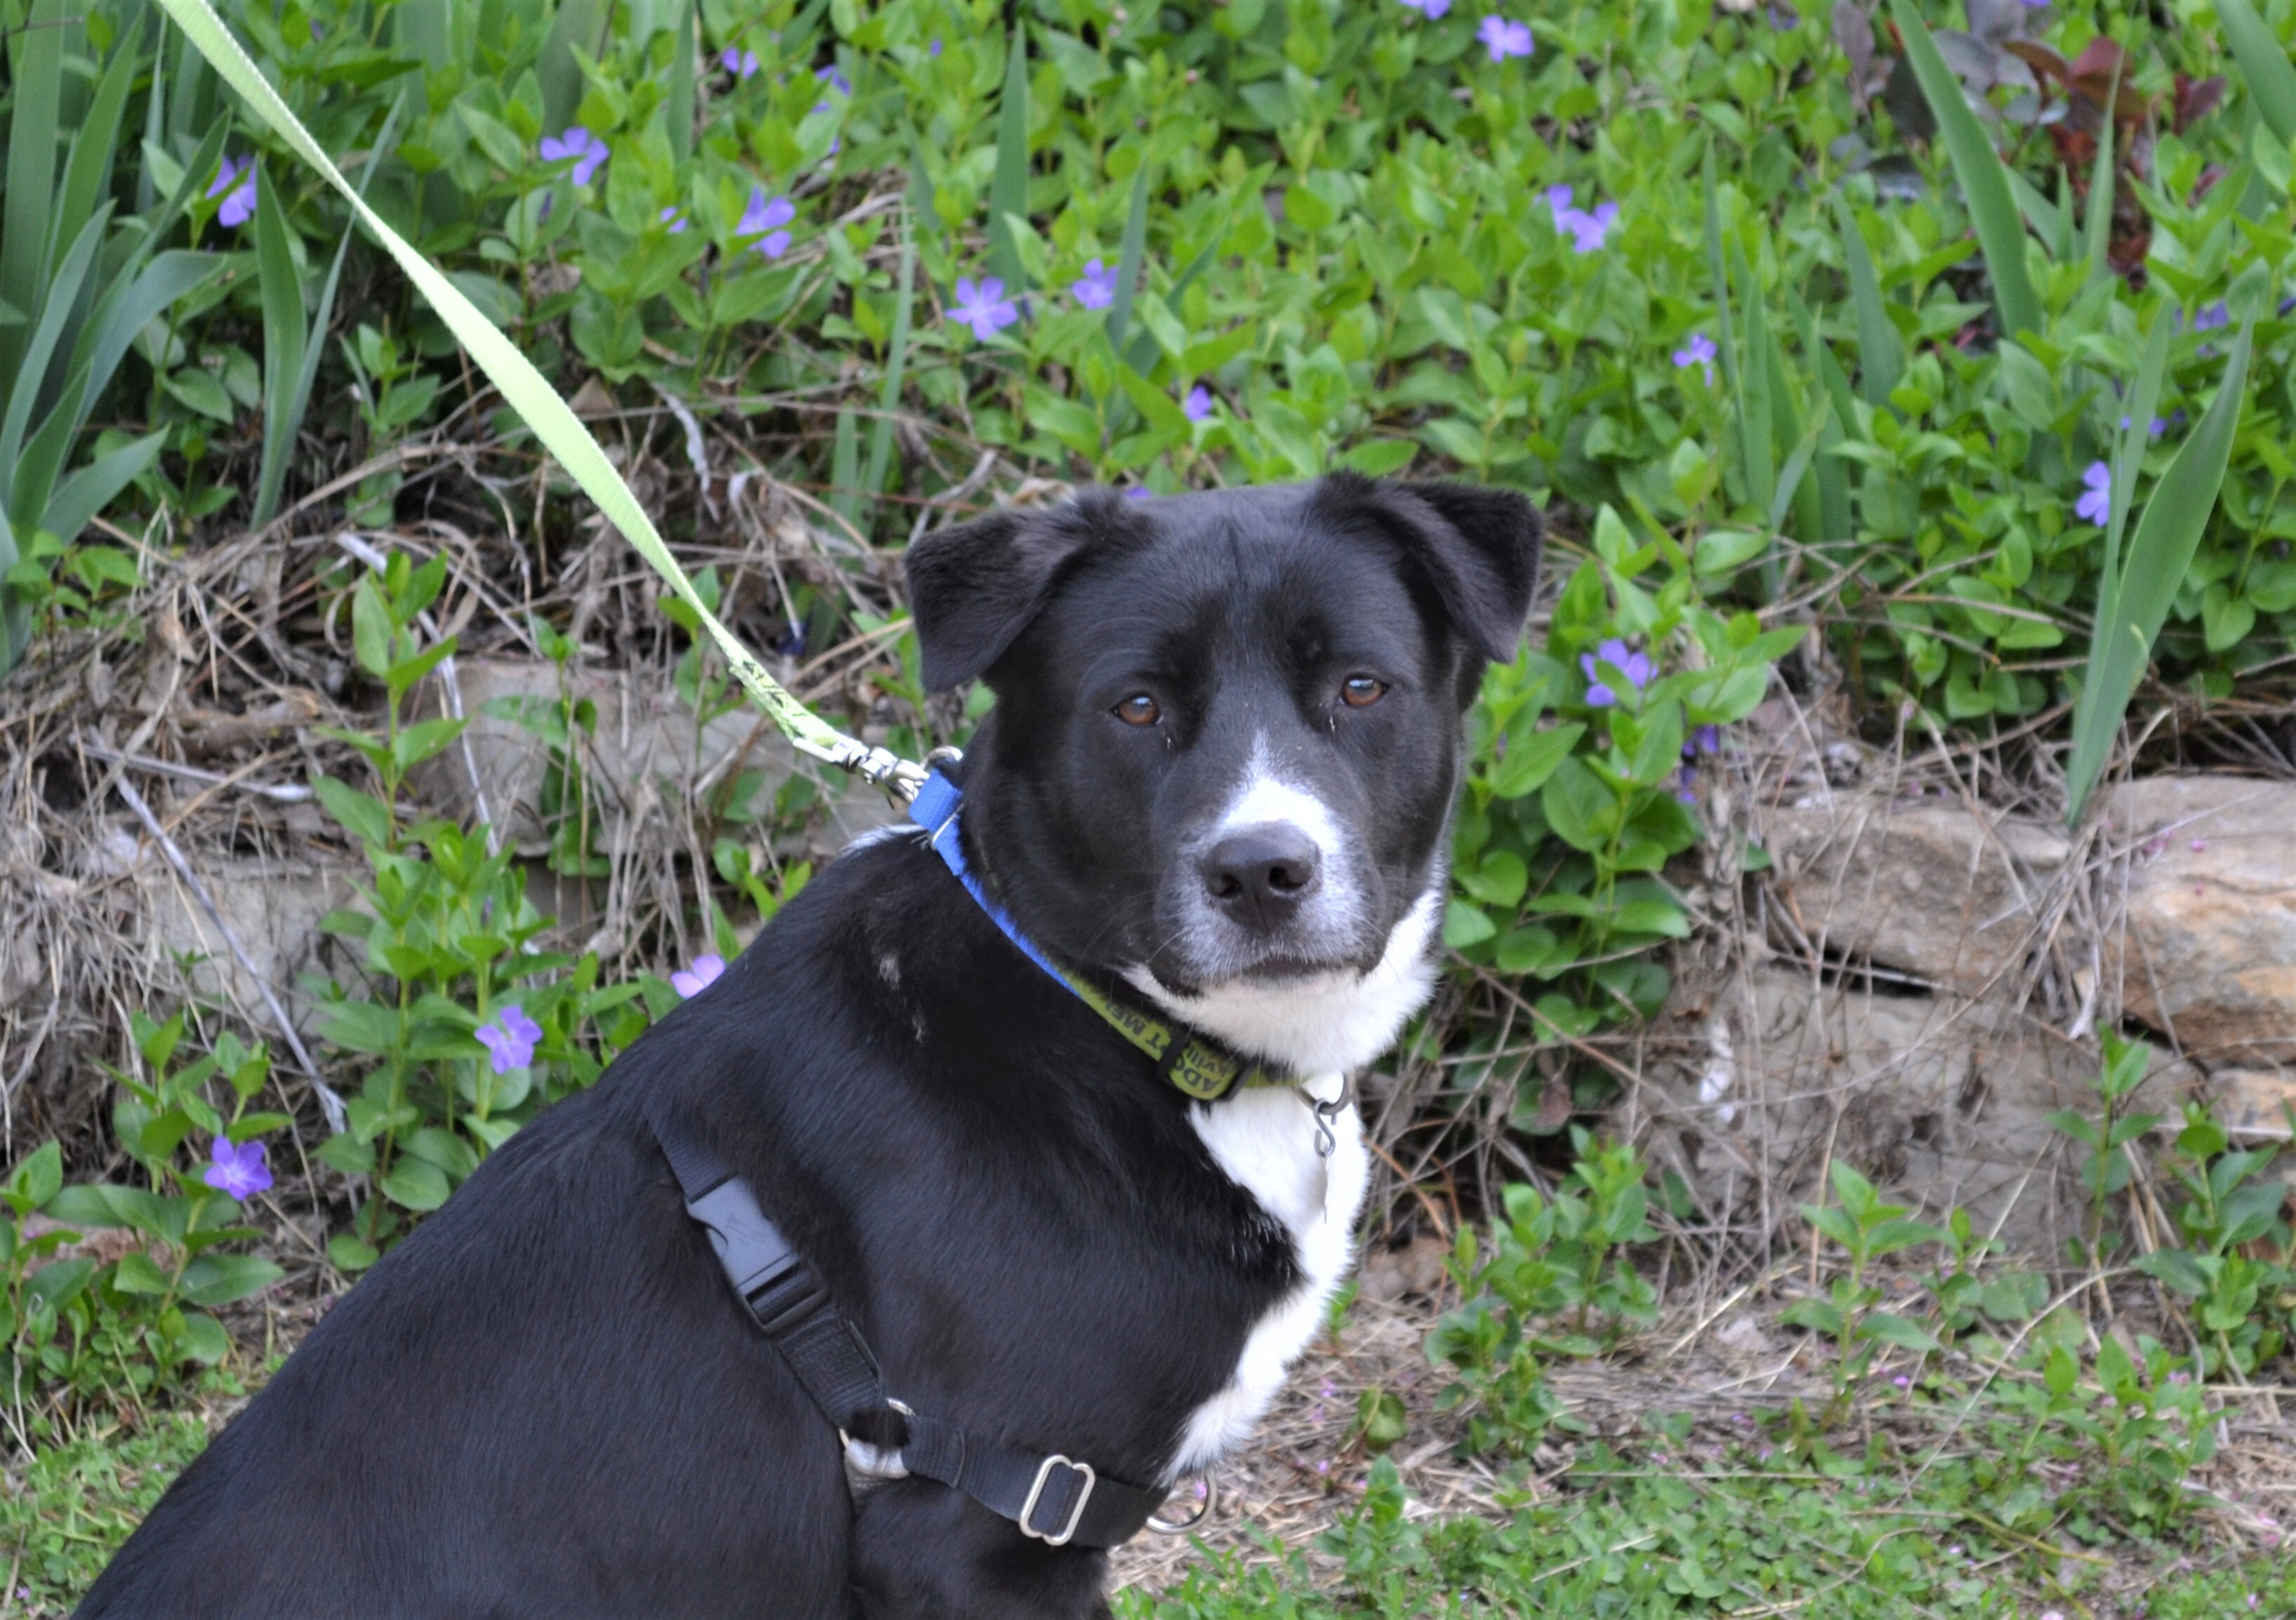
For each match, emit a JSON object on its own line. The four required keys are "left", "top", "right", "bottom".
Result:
{"left": 645, "top": 1095, "right": 1169, "bottom": 1551}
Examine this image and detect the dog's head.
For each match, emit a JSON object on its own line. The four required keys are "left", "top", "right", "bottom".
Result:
{"left": 905, "top": 474, "right": 1540, "bottom": 1074}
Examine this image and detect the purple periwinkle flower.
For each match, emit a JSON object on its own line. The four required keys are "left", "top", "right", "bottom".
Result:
{"left": 2076, "top": 460, "right": 2112, "bottom": 525}
{"left": 476, "top": 1005, "right": 542, "bottom": 1074}
{"left": 929, "top": 36, "right": 943, "bottom": 54}
{"left": 207, "top": 156, "right": 257, "bottom": 229}
{"left": 660, "top": 206, "right": 690, "bottom": 234}
{"left": 1543, "top": 184, "right": 1617, "bottom": 253}
{"left": 815, "top": 63, "right": 853, "bottom": 95}
{"left": 672, "top": 953, "right": 727, "bottom": 998}
{"left": 1673, "top": 332, "right": 1717, "bottom": 377}
{"left": 1581, "top": 638, "right": 1652, "bottom": 707}
{"left": 1072, "top": 258, "right": 1119, "bottom": 310}
{"left": 203, "top": 1136, "right": 272, "bottom": 1200}
{"left": 949, "top": 276, "right": 1020, "bottom": 341}
{"left": 721, "top": 46, "right": 761, "bottom": 79}
{"left": 1684, "top": 724, "right": 1721, "bottom": 758}
{"left": 737, "top": 188, "right": 796, "bottom": 258}
{"left": 540, "top": 126, "right": 608, "bottom": 187}
{"left": 1182, "top": 384, "right": 1215, "bottom": 422}
{"left": 2194, "top": 300, "right": 2231, "bottom": 332}
{"left": 1400, "top": 0, "right": 1452, "bottom": 15}
{"left": 1478, "top": 15, "right": 1533, "bottom": 60}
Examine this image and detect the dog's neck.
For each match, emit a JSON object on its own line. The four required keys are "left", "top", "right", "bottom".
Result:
{"left": 1119, "top": 882, "right": 1444, "bottom": 1076}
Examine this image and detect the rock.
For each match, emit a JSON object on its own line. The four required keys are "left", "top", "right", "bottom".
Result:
{"left": 142, "top": 857, "right": 357, "bottom": 1015}
{"left": 2204, "top": 1068, "right": 2296, "bottom": 1140}
{"left": 1650, "top": 966, "right": 2184, "bottom": 1253}
{"left": 2108, "top": 777, "right": 2296, "bottom": 1062}
{"left": 415, "top": 660, "right": 905, "bottom": 861}
{"left": 1359, "top": 1233, "right": 1450, "bottom": 1304}
{"left": 1761, "top": 792, "right": 2069, "bottom": 996}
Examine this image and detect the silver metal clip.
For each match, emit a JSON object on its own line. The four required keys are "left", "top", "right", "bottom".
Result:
{"left": 1018, "top": 1454, "right": 1095, "bottom": 1546}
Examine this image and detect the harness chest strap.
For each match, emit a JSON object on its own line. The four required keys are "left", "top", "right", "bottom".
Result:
{"left": 645, "top": 1095, "right": 1168, "bottom": 1551}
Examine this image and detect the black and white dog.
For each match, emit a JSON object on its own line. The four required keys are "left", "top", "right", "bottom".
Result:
{"left": 80, "top": 473, "right": 1539, "bottom": 1619}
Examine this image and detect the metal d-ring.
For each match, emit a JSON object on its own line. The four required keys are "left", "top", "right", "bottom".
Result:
{"left": 1144, "top": 1471, "right": 1217, "bottom": 1534}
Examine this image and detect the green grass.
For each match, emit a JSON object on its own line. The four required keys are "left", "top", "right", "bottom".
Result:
{"left": 7, "top": 1402, "right": 2288, "bottom": 1618}
{"left": 1, "top": 1412, "right": 211, "bottom": 1617}
{"left": 1124, "top": 1450, "right": 2296, "bottom": 1619}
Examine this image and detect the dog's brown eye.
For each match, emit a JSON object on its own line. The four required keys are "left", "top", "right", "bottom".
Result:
{"left": 1341, "top": 676, "right": 1387, "bottom": 709}
{"left": 1116, "top": 693, "right": 1161, "bottom": 726}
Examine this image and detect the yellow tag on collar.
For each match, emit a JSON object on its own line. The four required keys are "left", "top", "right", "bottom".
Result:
{"left": 1065, "top": 978, "right": 1284, "bottom": 1102}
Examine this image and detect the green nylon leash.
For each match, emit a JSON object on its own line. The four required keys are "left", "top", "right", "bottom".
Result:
{"left": 150, "top": 0, "right": 923, "bottom": 798}
{"left": 156, "top": 0, "right": 1302, "bottom": 1100}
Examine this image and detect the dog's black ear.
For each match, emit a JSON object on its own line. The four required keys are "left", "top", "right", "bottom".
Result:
{"left": 905, "top": 495, "right": 1133, "bottom": 689}
{"left": 1335, "top": 476, "right": 1543, "bottom": 664}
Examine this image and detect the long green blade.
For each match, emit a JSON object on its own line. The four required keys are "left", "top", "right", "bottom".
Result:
{"left": 2102, "top": 310, "right": 2173, "bottom": 594}
{"left": 860, "top": 217, "right": 916, "bottom": 511}
{"left": 2066, "top": 323, "right": 2252, "bottom": 823}
{"left": 0, "top": 206, "right": 110, "bottom": 480}
{"left": 665, "top": 0, "right": 696, "bottom": 165}
{"left": 53, "top": 14, "right": 145, "bottom": 288}
{"left": 268, "top": 95, "right": 408, "bottom": 527}
{"left": 152, "top": 0, "right": 853, "bottom": 761}
{"left": 987, "top": 22, "right": 1031, "bottom": 291}
{"left": 1729, "top": 238, "right": 1775, "bottom": 528}
{"left": 252, "top": 161, "right": 310, "bottom": 526}
{"left": 1836, "top": 199, "right": 1902, "bottom": 408}
{"left": 41, "top": 428, "right": 165, "bottom": 547}
{"left": 2083, "top": 89, "right": 2118, "bottom": 293}
{"left": 1106, "top": 161, "right": 1151, "bottom": 354}
{"left": 1702, "top": 145, "right": 1742, "bottom": 402}
{"left": 1889, "top": 0, "right": 2043, "bottom": 342}
{"left": 2217, "top": 0, "right": 2296, "bottom": 145}
{"left": 1, "top": 0, "right": 68, "bottom": 394}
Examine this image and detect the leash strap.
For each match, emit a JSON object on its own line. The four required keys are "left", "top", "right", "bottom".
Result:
{"left": 152, "top": 0, "right": 929, "bottom": 803}
{"left": 907, "top": 770, "right": 1286, "bottom": 1102}
{"left": 643, "top": 1094, "right": 1167, "bottom": 1549}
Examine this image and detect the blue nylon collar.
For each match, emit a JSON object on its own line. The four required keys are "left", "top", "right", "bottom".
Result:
{"left": 907, "top": 769, "right": 1079, "bottom": 998}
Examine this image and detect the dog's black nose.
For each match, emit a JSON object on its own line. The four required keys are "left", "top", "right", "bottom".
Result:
{"left": 1201, "top": 824, "right": 1321, "bottom": 929}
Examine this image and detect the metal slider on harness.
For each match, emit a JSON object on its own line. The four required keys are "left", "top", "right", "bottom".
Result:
{"left": 1019, "top": 1454, "right": 1097, "bottom": 1548}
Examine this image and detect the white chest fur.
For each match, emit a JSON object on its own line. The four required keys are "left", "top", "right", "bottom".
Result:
{"left": 1167, "top": 1072, "right": 1369, "bottom": 1480}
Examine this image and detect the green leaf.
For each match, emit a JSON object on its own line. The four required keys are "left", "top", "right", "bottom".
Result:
{"left": 0, "top": 0, "right": 67, "bottom": 396}
{"left": 1888, "top": 0, "right": 2043, "bottom": 340}
{"left": 2068, "top": 323, "right": 2252, "bottom": 822}
{"left": 163, "top": 366, "right": 234, "bottom": 422}
{"left": 2217, "top": 0, "right": 2296, "bottom": 147}
{"left": 1104, "top": 161, "right": 1151, "bottom": 355}
{"left": 0, "top": 206, "right": 111, "bottom": 481}
{"left": 987, "top": 23, "right": 1032, "bottom": 292}
{"left": 1540, "top": 756, "right": 1614, "bottom": 853}
{"left": 312, "top": 775, "right": 392, "bottom": 845}
{"left": 382, "top": 1156, "right": 450, "bottom": 1211}
{"left": 42, "top": 431, "right": 166, "bottom": 548}
{"left": 1443, "top": 899, "right": 1496, "bottom": 948}
{"left": 328, "top": 1231, "right": 380, "bottom": 1271}
{"left": 27, "top": 1255, "right": 94, "bottom": 1311}
{"left": 111, "top": 1252, "right": 171, "bottom": 1294}
{"left": 175, "top": 1310, "right": 232, "bottom": 1365}
{"left": 1780, "top": 1297, "right": 1845, "bottom": 1336}
{"left": 1489, "top": 723, "right": 1583, "bottom": 798}
{"left": 46, "top": 1181, "right": 171, "bottom": 1238}
{"left": 1861, "top": 1311, "right": 1940, "bottom": 1352}
{"left": 178, "top": 1252, "right": 285, "bottom": 1306}
{"left": 251, "top": 159, "right": 309, "bottom": 527}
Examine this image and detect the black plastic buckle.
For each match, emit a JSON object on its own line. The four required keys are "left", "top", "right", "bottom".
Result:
{"left": 686, "top": 1178, "right": 808, "bottom": 1320}
{"left": 1019, "top": 1454, "right": 1096, "bottom": 1547}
